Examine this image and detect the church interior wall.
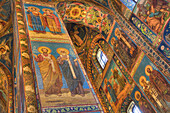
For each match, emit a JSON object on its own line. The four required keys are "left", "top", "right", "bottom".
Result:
{"left": 0, "top": 0, "right": 169, "bottom": 113}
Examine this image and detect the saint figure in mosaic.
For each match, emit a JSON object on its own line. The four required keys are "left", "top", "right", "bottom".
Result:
{"left": 34, "top": 46, "right": 63, "bottom": 97}
{"left": 42, "top": 8, "right": 61, "bottom": 34}
{"left": 57, "top": 48, "right": 85, "bottom": 96}
{"left": 27, "top": 6, "right": 46, "bottom": 33}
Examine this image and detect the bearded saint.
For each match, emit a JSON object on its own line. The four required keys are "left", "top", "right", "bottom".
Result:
{"left": 57, "top": 48, "right": 85, "bottom": 97}
{"left": 34, "top": 46, "right": 62, "bottom": 97}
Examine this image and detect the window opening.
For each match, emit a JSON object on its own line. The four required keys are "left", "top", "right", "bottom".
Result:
{"left": 127, "top": 101, "right": 141, "bottom": 113}
{"left": 97, "top": 48, "right": 108, "bottom": 69}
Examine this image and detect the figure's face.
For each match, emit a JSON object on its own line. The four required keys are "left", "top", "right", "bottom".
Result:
{"left": 46, "top": 10, "right": 50, "bottom": 15}
{"left": 141, "top": 79, "right": 146, "bottom": 86}
{"left": 61, "top": 51, "right": 67, "bottom": 56}
{"left": 31, "top": 8, "right": 36, "bottom": 11}
{"left": 42, "top": 48, "right": 48, "bottom": 53}
{"left": 147, "top": 68, "right": 151, "bottom": 73}
{"left": 136, "top": 94, "right": 140, "bottom": 99}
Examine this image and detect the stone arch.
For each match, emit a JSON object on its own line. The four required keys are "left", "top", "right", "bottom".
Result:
{"left": 86, "top": 34, "right": 105, "bottom": 79}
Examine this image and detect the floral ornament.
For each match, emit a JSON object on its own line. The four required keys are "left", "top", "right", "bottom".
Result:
{"left": 57, "top": 2, "right": 67, "bottom": 19}
{"left": 81, "top": 10, "right": 87, "bottom": 18}
{"left": 25, "top": 85, "right": 35, "bottom": 93}
{"left": 86, "top": 7, "right": 103, "bottom": 28}
{"left": 27, "top": 105, "right": 37, "bottom": 113}
{"left": 66, "top": 9, "right": 70, "bottom": 15}
{"left": 57, "top": 2, "right": 113, "bottom": 35}
{"left": 23, "top": 66, "right": 32, "bottom": 73}
{"left": 70, "top": 6, "right": 82, "bottom": 19}
{"left": 97, "top": 17, "right": 102, "bottom": 23}
{"left": 101, "top": 15, "right": 112, "bottom": 34}
{"left": 22, "top": 52, "right": 30, "bottom": 59}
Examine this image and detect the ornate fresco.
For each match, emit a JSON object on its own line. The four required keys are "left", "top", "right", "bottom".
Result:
{"left": 0, "top": 0, "right": 169, "bottom": 113}
{"left": 22, "top": 3, "right": 102, "bottom": 113}
{"left": 56, "top": 0, "right": 170, "bottom": 112}
{"left": 0, "top": 0, "right": 13, "bottom": 112}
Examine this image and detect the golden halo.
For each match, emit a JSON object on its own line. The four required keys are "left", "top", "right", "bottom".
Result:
{"left": 135, "top": 91, "right": 141, "bottom": 101}
{"left": 38, "top": 46, "right": 51, "bottom": 54}
{"left": 57, "top": 48, "right": 69, "bottom": 55}
{"left": 145, "top": 65, "right": 153, "bottom": 76}
{"left": 28, "top": 6, "right": 40, "bottom": 12}
{"left": 115, "top": 28, "right": 120, "bottom": 37}
{"left": 42, "top": 8, "right": 53, "bottom": 13}
{"left": 70, "top": 6, "right": 81, "bottom": 19}
{"left": 81, "top": 11, "right": 87, "bottom": 17}
{"left": 111, "top": 37, "right": 115, "bottom": 45}
{"left": 139, "top": 76, "right": 146, "bottom": 87}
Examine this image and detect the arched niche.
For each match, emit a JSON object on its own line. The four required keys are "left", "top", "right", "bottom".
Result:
{"left": 86, "top": 34, "right": 113, "bottom": 81}
{"left": 0, "top": 63, "right": 13, "bottom": 113}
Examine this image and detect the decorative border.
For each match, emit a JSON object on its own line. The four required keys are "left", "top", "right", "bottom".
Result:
{"left": 0, "top": 63, "right": 13, "bottom": 113}
{"left": 14, "top": 0, "right": 38, "bottom": 112}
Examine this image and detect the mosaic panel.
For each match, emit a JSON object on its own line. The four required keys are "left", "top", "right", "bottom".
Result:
{"left": 23, "top": 3, "right": 103, "bottom": 113}
{"left": 133, "top": 55, "right": 170, "bottom": 112}
{"left": 108, "top": 21, "right": 141, "bottom": 72}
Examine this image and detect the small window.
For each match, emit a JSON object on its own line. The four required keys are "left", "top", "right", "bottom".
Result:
{"left": 97, "top": 48, "right": 108, "bottom": 69}
{"left": 132, "top": 104, "right": 141, "bottom": 113}
{"left": 127, "top": 101, "right": 141, "bottom": 113}
{"left": 133, "top": 0, "right": 138, "bottom": 3}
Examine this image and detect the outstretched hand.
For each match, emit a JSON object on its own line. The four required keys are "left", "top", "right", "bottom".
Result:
{"left": 33, "top": 54, "right": 37, "bottom": 58}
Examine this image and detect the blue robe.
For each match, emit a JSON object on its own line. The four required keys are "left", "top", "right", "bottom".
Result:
{"left": 59, "top": 56, "right": 85, "bottom": 92}
{"left": 27, "top": 11, "right": 45, "bottom": 32}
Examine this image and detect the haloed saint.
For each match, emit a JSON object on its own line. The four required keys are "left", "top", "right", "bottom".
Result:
{"left": 57, "top": 48, "right": 85, "bottom": 97}
{"left": 34, "top": 46, "right": 63, "bottom": 97}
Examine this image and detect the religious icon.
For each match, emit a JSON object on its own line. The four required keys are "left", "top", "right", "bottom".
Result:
{"left": 145, "top": 65, "right": 170, "bottom": 102}
{"left": 70, "top": 26, "right": 84, "bottom": 47}
{"left": 42, "top": 8, "right": 61, "bottom": 34}
{"left": 26, "top": 6, "right": 46, "bottom": 33}
{"left": 110, "top": 25, "right": 139, "bottom": 71}
{"left": 114, "top": 28, "right": 136, "bottom": 57}
{"left": 139, "top": 97, "right": 155, "bottom": 113}
{"left": 103, "top": 78, "right": 117, "bottom": 103}
{"left": 136, "top": 0, "right": 169, "bottom": 33}
{"left": 56, "top": 48, "right": 85, "bottom": 97}
{"left": 34, "top": 46, "right": 63, "bottom": 97}
{"left": 139, "top": 76, "right": 169, "bottom": 112}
